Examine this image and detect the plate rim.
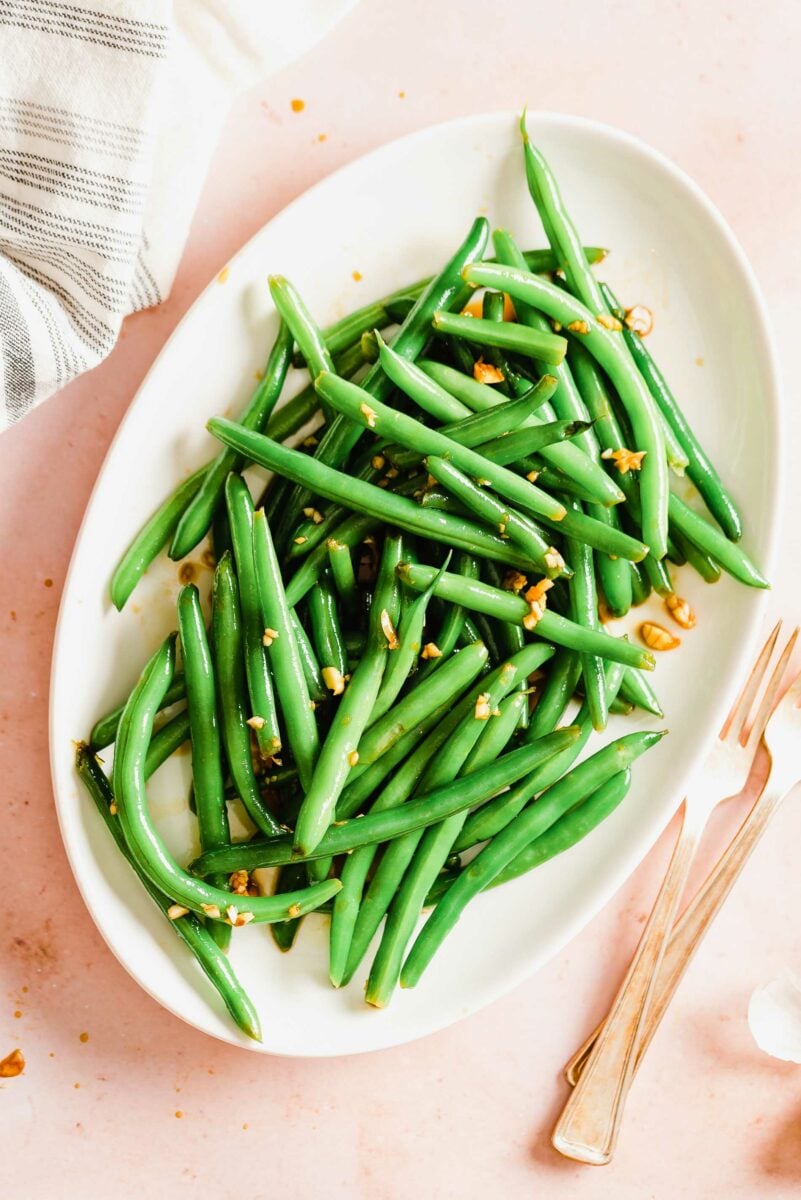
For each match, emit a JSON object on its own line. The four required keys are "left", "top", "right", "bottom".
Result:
{"left": 49, "top": 109, "right": 784, "bottom": 1056}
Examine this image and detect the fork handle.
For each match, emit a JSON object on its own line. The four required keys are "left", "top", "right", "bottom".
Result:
{"left": 565, "top": 773, "right": 788, "bottom": 1088}
{"left": 552, "top": 803, "right": 701, "bottom": 1165}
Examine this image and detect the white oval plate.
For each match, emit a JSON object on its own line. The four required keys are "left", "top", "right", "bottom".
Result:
{"left": 50, "top": 113, "right": 781, "bottom": 1056}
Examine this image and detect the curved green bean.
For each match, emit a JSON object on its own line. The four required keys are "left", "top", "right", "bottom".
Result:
{"left": 76, "top": 744, "right": 261, "bottom": 1041}
{"left": 432, "top": 311, "right": 567, "bottom": 366}
{"left": 307, "top": 569, "right": 348, "bottom": 680}
{"left": 112, "top": 634, "right": 341, "bottom": 922}
{"left": 91, "top": 673, "right": 186, "bottom": 751}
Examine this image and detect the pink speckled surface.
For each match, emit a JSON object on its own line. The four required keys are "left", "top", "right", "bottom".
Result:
{"left": 3, "top": 1, "right": 801, "bottom": 1194}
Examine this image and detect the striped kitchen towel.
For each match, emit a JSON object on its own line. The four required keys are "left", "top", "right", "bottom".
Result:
{"left": 0, "top": 0, "right": 357, "bottom": 432}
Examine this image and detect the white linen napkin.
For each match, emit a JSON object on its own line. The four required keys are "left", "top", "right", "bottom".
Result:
{"left": 0, "top": 0, "right": 357, "bottom": 432}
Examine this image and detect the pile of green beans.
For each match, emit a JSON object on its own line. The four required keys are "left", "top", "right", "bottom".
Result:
{"left": 82, "top": 115, "right": 767, "bottom": 1033}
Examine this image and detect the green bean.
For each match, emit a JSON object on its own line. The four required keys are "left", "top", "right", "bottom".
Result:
{"left": 525, "top": 648, "right": 581, "bottom": 742}
{"left": 336, "top": 700, "right": 454, "bottom": 821}
{"left": 211, "top": 552, "right": 282, "bottom": 837}
{"left": 315, "top": 369, "right": 570, "bottom": 527}
{"left": 418, "top": 359, "right": 624, "bottom": 508}
{"left": 629, "top": 560, "right": 651, "bottom": 606}
{"left": 601, "top": 282, "right": 741, "bottom": 539}
{"left": 481, "top": 560, "right": 528, "bottom": 728}
{"left": 170, "top": 324, "right": 294, "bottom": 559}
{"left": 564, "top": 499, "right": 607, "bottom": 731}
{"left": 273, "top": 218, "right": 491, "bottom": 545}
{"left": 371, "top": 555, "right": 450, "bottom": 720}
{"left": 178, "top": 584, "right": 231, "bottom": 948}
{"left": 518, "top": 114, "right": 607, "bottom": 316}
{"left": 225, "top": 474, "right": 281, "bottom": 758}
{"left": 307, "top": 569, "right": 348, "bottom": 681}
{"left": 327, "top": 538, "right": 359, "bottom": 618}
{"left": 269, "top": 276, "right": 335, "bottom": 379}
{"left": 358, "top": 638, "right": 489, "bottom": 765}
{"left": 416, "top": 553, "right": 478, "bottom": 681}
{"left": 464, "top": 692, "right": 526, "bottom": 770}
{"left": 432, "top": 311, "right": 567, "bottom": 366}
{"left": 399, "top": 563, "right": 654, "bottom": 671}
{"left": 193, "top": 730, "right": 579, "bottom": 877}
{"left": 286, "top": 514, "right": 378, "bottom": 607}
{"left": 90, "top": 673, "right": 186, "bottom": 751}
{"left": 110, "top": 467, "right": 206, "bottom": 610}
{"left": 76, "top": 744, "right": 262, "bottom": 1041}
{"left": 288, "top": 608, "right": 327, "bottom": 701}
{"left": 464, "top": 262, "right": 669, "bottom": 559}
{"left": 211, "top": 505, "right": 233, "bottom": 563}
{"left": 209, "top": 419, "right": 540, "bottom": 574}
{"left": 112, "top": 634, "right": 341, "bottom": 922}
{"left": 252, "top": 509, "right": 320, "bottom": 789}
{"left": 352, "top": 644, "right": 554, "bottom": 984}
{"left": 377, "top": 332, "right": 471, "bottom": 421}
{"left": 474, "top": 420, "right": 591, "bottom": 466}
{"left": 619, "top": 669, "right": 663, "bottom": 718}
{"left": 401, "top": 729, "right": 663, "bottom": 986}
{"left": 488, "top": 769, "right": 632, "bottom": 890}
{"left": 442, "top": 382, "right": 560, "bottom": 449}
{"left": 427, "top": 454, "right": 566, "bottom": 578}
{"left": 642, "top": 551, "right": 674, "bottom": 597}
{"left": 330, "top": 690, "right": 481, "bottom": 985}
{"left": 672, "top": 529, "right": 722, "bottom": 583}
{"left": 144, "top": 710, "right": 190, "bottom": 778}
{"left": 293, "top": 535, "right": 404, "bottom": 857}
{"left": 267, "top": 868, "right": 306, "bottom": 952}
{"left": 364, "top": 644, "right": 557, "bottom": 1006}
{"left": 668, "top": 492, "right": 765, "bottom": 587}
{"left": 286, "top": 445, "right": 387, "bottom": 559}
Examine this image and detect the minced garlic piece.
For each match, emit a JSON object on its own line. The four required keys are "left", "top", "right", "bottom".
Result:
{"left": 359, "top": 402, "right": 377, "bottom": 427}
{"left": 601, "top": 447, "right": 647, "bottom": 474}
{"left": 322, "top": 666, "right": 346, "bottom": 695}
{"left": 302, "top": 507, "right": 324, "bottom": 525}
{"left": 665, "top": 594, "right": 696, "bottom": 630}
{"left": 380, "top": 609, "right": 400, "bottom": 650}
{"left": 421, "top": 642, "right": 442, "bottom": 660}
{"left": 246, "top": 716, "right": 265, "bottom": 731}
{"left": 262, "top": 627, "right": 279, "bottom": 647}
{"left": 597, "top": 312, "right": 623, "bottom": 331}
{"left": 503, "top": 570, "right": 528, "bottom": 594}
{"left": 567, "top": 319, "right": 590, "bottom": 335}
{"left": 640, "top": 621, "right": 681, "bottom": 651}
{"left": 201, "top": 904, "right": 221, "bottom": 919}
{"left": 473, "top": 358, "right": 504, "bottom": 385}
{"left": 475, "top": 693, "right": 492, "bottom": 720}
{"left": 348, "top": 750, "right": 360, "bottom": 767}
{"left": 624, "top": 304, "right": 654, "bottom": 337}
{"left": 167, "top": 905, "right": 189, "bottom": 921}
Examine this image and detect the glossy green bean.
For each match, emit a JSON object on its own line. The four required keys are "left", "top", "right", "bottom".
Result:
{"left": 91, "top": 673, "right": 186, "bottom": 751}
{"left": 269, "top": 862, "right": 310, "bottom": 952}
{"left": 370, "top": 556, "right": 449, "bottom": 720}
{"left": 668, "top": 493, "right": 766, "bottom": 587}
{"left": 193, "top": 731, "right": 579, "bottom": 876}
{"left": 293, "top": 535, "right": 404, "bottom": 857}
{"left": 144, "top": 710, "right": 190, "bottom": 778}
{"left": 358, "top": 638, "right": 490, "bottom": 765}
{"left": 464, "top": 262, "right": 669, "bottom": 558}
{"left": 474, "top": 419, "right": 590, "bottom": 467}
{"left": 178, "top": 584, "right": 231, "bottom": 949}
{"left": 526, "top": 648, "right": 581, "bottom": 742}
{"left": 642, "top": 550, "right": 674, "bottom": 597}
{"left": 288, "top": 608, "right": 327, "bottom": 702}
{"left": 327, "top": 537, "right": 359, "bottom": 618}
{"left": 619, "top": 669, "right": 664, "bottom": 718}
{"left": 629, "top": 560, "right": 651, "bottom": 606}
{"left": 225, "top": 474, "right": 281, "bottom": 758}
{"left": 170, "top": 324, "right": 294, "bottom": 560}
{"left": 601, "top": 282, "right": 742, "bottom": 539}
{"left": 424, "top": 454, "right": 564, "bottom": 578}
{"left": 112, "top": 634, "right": 341, "bottom": 922}
{"left": 398, "top": 563, "right": 655, "bottom": 671}
{"left": 286, "top": 513, "right": 378, "bottom": 607}
{"left": 314, "top": 370, "right": 569, "bottom": 526}
{"left": 417, "top": 359, "right": 624, "bottom": 507}
{"left": 252, "top": 509, "right": 320, "bottom": 789}
{"left": 110, "top": 467, "right": 206, "bottom": 611}
{"left": 401, "top": 729, "right": 663, "bottom": 986}
{"left": 76, "top": 744, "right": 262, "bottom": 1041}
{"left": 208, "top": 418, "right": 540, "bottom": 574}
{"left": 211, "top": 553, "right": 282, "bottom": 837}
{"left": 269, "top": 276, "right": 335, "bottom": 380}
{"left": 416, "top": 553, "right": 478, "bottom": 682}
{"left": 307, "top": 569, "right": 348, "bottom": 680}
{"left": 564, "top": 499, "right": 607, "bottom": 732}
{"left": 364, "top": 645, "right": 557, "bottom": 1006}
{"left": 432, "top": 311, "right": 567, "bottom": 366}
{"left": 672, "top": 529, "right": 722, "bottom": 583}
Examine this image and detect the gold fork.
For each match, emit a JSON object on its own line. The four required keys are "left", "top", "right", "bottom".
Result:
{"left": 563, "top": 625, "right": 801, "bottom": 1090}
{"left": 552, "top": 622, "right": 794, "bottom": 1166}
